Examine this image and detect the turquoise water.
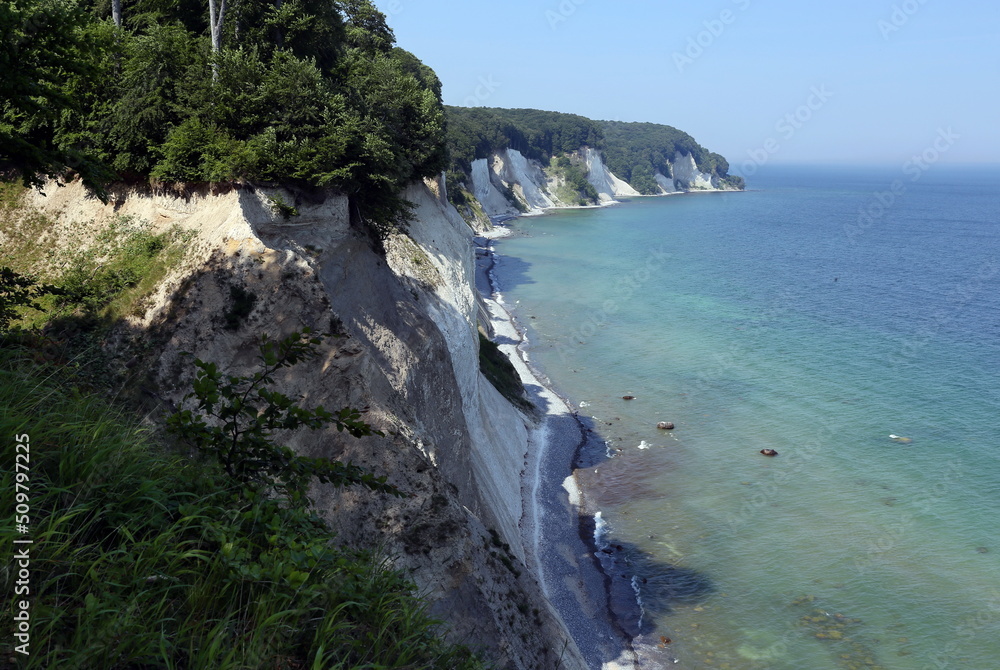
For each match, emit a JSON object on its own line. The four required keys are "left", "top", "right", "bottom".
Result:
{"left": 493, "top": 165, "right": 1000, "bottom": 669}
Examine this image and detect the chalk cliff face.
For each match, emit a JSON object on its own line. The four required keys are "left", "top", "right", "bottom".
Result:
{"left": 466, "top": 146, "right": 732, "bottom": 220}
{"left": 15, "top": 132, "right": 735, "bottom": 667}
{"left": 670, "top": 151, "right": 716, "bottom": 190}
{"left": 655, "top": 171, "right": 678, "bottom": 193}
{"left": 20, "top": 179, "right": 588, "bottom": 670}
{"left": 583, "top": 147, "right": 641, "bottom": 202}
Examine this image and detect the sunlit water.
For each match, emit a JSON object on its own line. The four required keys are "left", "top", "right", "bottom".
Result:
{"left": 492, "top": 165, "right": 1000, "bottom": 669}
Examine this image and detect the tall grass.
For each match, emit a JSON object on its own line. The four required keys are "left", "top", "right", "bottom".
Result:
{"left": 0, "top": 351, "right": 486, "bottom": 669}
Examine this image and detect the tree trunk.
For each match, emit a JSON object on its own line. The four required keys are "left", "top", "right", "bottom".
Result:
{"left": 111, "top": 0, "right": 122, "bottom": 27}
{"left": 208, "top": 0, "right": 227, "bottom": 80}
{"left": 209, "top": 0, "right": 226, "bottom": 52}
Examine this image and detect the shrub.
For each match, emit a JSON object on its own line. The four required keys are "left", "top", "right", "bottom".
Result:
{"left": 478, "top": 331, "right": 532, "bottom": 411}
{"left": 168, "top": 328, "right": 401, "bottom": 505}
{"left": 0, "top": 349, "right": 484, "bottom": 669}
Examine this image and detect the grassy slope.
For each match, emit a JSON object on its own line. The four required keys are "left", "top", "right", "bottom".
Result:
{"left": 0, "top": 185, "right": 488, "bottom": 668}
{"left": 0, "top": 347, "right": 486, "bottom": 669}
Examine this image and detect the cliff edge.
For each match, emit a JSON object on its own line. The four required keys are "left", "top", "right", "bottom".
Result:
{"left": 12, "top": 178, "right": 590, "bottom": 669}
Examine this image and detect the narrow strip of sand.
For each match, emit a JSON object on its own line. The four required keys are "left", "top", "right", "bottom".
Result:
{"left": 474, "top": 230, "right": 638, "bottom": 670}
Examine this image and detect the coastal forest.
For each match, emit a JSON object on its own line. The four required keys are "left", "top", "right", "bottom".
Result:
{"left": 601, "top": 120, "right": 743, "bottom": 193}
{"left": 1, "top": 0, "right": 448, "bottom": 228}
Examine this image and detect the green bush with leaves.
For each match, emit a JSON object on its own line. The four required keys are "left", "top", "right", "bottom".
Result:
{"left": 0, "top": 266, "right": 60, "bottom": 332}
{"left": 0, "top": 0, "right": 114, "bottom": 194}
{"left": 53, "top": 216, "right": 178, "bottom": 318}
{"left": 478, "top": 331, "right": 532, "bottom": 412}
{"left": 0, "top": 348, "right": 485, "bottom": 669}
{"left": 168, "top": 328, "right": 402, "bottom": 505}
{"left": 3, "top": 0, "right": 448, "bottom": 238}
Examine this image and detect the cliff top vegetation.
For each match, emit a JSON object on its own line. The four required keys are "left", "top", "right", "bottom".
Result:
{"left": 0, "top": 0, "right": 447, "bottom": 232}
{"left": 445, "top": 106, "right": 744, "bottom": 193}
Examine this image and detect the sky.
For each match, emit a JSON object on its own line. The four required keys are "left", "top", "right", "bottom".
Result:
{"left": 372, "top": 0, "right": 1000, "bottom": 172}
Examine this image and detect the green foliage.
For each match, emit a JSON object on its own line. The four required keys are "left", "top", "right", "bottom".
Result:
{"left": 0, "top": 350, "right": 485, "bottom": 669}
{"left": 167, "top": 328, "right": 402, "bottom": 504}
{"left": 266, "top": 193, "right": 300, "bottom": 220}
{"left": 150, "top": 117, "right": 219, "bottom": 183}
{"left": 628, "top": 162, "right": 659, "bottom": 195}
{"left": 478, "top": 331, "right": 532, "bottom": 411}
{"left": 499, "top": 182, "right": 528, "bottom": 213}
{"left": 0, "top": 266, "right": 60, "bottom": 332}
{"left": 2, "top": 0, "right": 448, "bottom": 239}
{"left": 553, "top": 156, "right": 599, "bottom": 205}
{"left": 445, "top": 106, "right": 604, "bottom": 173}
{"left": 56, "top": 217, "right": 176, "bottom": 317}
{"left": 445, "top": 169, "right": 468, "bottom": 206}
{"left": 0, "top": 0, "right": 114, "bottom": 195}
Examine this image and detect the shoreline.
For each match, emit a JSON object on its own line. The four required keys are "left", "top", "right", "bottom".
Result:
{"left": 474, "top": 230, "right": 643, "bottom": 669}
{"left": 487, "top": 186, "right": 744, "bottom": 224}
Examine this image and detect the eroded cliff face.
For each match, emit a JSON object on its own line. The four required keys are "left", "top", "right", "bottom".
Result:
{"left": 670, "top": 151, "right": 716, "bottom": 190}
{"left": 466, "top": 146, "right": 735, "bottom": 220}
{"left": 18, "top": 179, "right": 587, "bottom": 670}
{"left": 583, "top": 147, "right": 641, "bottom": 202}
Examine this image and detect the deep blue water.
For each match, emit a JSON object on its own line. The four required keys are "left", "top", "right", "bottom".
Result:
{"left": 494, "top": 164, "right": 1000, "bottom": 669}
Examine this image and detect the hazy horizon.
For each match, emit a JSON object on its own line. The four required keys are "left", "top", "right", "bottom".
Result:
{"left": 374, "top": 0, "right": 999, "bottom": 170}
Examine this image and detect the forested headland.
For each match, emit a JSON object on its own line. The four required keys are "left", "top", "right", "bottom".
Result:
{"left": 445, "top": 106, "right": 745, "bottom": 195}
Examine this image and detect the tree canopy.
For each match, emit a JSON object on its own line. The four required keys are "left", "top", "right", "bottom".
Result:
{"left": 445, "top": 106, "right": 604, "bottom": 173}
{"left": 600, "top": 120, "right": 743, "bottom": 192}
{"left": 1, "top": 0, "right": 447, "bottom": 228}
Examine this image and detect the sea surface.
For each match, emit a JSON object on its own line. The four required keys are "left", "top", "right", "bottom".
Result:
{"left": 491, "top": 164, "right": 1000, "bottom": 669}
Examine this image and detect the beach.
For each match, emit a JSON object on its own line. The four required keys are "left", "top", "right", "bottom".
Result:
{"left": 475, "top": 227, "right": 672, "bottom": 669}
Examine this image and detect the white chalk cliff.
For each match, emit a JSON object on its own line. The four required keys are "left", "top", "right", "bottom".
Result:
{"left": 655, "top": 170, "right": 678, "bottom": 193}
{"left": 584, "top": 147, "right": 641, "bottom": 203}
{"left": 10, "top": 136, "right": 736, "bottom": 669}
{"left": 671, "top": 151, "right": 715, "bottom": 190}
{"left": 467, "top": 146, "right": 729, "bottom": 220}
{"left": 15, "top": 178, "right": 589, "bottom": 670}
